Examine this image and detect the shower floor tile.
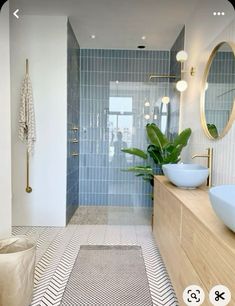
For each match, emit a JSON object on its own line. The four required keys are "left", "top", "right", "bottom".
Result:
{"left": 12, "top": 225, "right": 178, "bottom": 306}
{"left": 70, "top": 206, "right": 108, "bottom": 224}
{"left": 70, "top": 206, "right": 152, "bottom": 225}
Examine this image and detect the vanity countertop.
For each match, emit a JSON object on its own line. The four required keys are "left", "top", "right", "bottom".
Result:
{"left": 154, "top": 175, "right": 235, "bottom": 255}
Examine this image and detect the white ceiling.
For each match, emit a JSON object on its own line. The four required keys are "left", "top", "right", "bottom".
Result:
{"left": 10, "top": 0, "right": 233, "bottom": 49}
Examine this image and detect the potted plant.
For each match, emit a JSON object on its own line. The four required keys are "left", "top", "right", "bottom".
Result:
{"left": 121, "top": 123, "right": 192, "bottom": 187}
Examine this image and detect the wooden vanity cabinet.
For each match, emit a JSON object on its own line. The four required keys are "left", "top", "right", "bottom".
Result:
{"left": 153, "top": 176, "right": 235, "bottom": 305}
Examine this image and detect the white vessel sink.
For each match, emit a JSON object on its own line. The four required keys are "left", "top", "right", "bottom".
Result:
{"left": 162, "top": 163, "right": 209, "bottom": 189}
{"left": 209, "top": 185, "right": 235, "bottom": 232}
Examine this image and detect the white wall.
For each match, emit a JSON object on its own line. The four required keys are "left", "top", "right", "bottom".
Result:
{"left": 10, "top": 15, "right": 68, "bottom": 226}
{"left": 181, "top": 0, "right": 235, "bottom": 185}
{"left": 0, "top": 2, "right": 12, "bottom": 238}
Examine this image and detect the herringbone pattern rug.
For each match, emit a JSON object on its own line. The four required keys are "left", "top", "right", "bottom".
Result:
{"left": 12, "top": 225, "right": 178, "bottom": 306}
{"left": 61, "top": 245, "right": 152, "bottom": 305}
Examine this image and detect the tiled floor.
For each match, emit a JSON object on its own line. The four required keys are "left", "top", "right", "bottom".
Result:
{"left": 70, "top": 206, "right": 152, "bottom": 225}
{"left": 12, "top": 225, "right": 178, "bottom": 306}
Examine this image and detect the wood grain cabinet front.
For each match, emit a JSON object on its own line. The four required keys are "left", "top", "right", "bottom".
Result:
{"left": 153, "top": 177, "right": 209, "bottom": 305}
{"left": 181, "top": 206, "right": 235, "bottom": 305}
{"left": 154, "top": 180, "right": 181, "bottom": 242}
{"left": 153, "top": 176, "right": 235, "bottom": 306}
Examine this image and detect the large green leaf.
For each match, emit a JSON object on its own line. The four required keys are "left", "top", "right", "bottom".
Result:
{"left": 146, "top": 123, "right": 168, "bottom": 150}
{"left": 173, "top": 128, "right": 192, "bottom": 148}
{"left": 163, "top": 143, "right": 175, "bottom": 153}
{"left": 122, "top": 166, "right": 153, "bottom": 175}
{"left": 121, "top": 148, "right": 148, "bottom": 159}
{"left": 163, "top": 145, "right": 183, "bottom": 164}
{"left": 147, "top": 145, "right": 163, "bottom": 164}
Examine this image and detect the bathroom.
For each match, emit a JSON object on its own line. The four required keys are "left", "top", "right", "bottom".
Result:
{"left": 0, "top": 0, "right": 235, "bottom": 305}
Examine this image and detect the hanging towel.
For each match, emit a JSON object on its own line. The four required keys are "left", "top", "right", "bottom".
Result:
{"left": 18, "top": 74, "right": 36, "bottom": 154}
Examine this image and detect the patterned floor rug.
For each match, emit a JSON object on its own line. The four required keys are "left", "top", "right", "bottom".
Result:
{"left": 12, "top": 225, "right": 178, "bottom": 306}
{"left": 60, "top": 245, "right": 153, "bottom": 305}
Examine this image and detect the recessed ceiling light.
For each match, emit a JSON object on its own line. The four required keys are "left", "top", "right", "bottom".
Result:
{"left": 115, "top": 80, "right": 119, "bottom": 84}
{"left": 141, "top": 36, "right": 146, "bottom": 40}
{"left": 90, "top": 34, "right": 96, "bottom": 39}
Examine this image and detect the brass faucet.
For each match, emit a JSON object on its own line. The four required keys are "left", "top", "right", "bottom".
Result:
{"left": 192, "top": 148, "right": 213, "bottom": 187}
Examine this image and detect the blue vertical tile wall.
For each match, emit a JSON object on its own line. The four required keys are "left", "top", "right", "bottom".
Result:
{"left": 66, "top": 21, "right": 80, "bottom": 223}
{"left": 79, "top": 49, "right": 170, "bottom": 207}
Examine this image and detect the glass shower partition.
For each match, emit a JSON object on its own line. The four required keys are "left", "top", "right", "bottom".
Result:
{"left": 107, "top": 81, "right": 170, "bottom": 225}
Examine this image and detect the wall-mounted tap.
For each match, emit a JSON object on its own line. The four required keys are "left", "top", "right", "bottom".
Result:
{"left": 192, "top": 148, "right": 213, "bottom": 187}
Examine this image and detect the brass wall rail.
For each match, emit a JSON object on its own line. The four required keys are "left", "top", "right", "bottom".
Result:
{"left": 25, "top": 59, "right": 32, "bottom": 193}
{"left": 26, "top": 151, "right": 32, "bottom": 193}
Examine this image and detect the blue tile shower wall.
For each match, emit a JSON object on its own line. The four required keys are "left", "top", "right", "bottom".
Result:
{"left": 79, "top": 49, "right": 170, "bottom": 207}
{"left": 66, "top": 21, "right": 80, "bottom": 223}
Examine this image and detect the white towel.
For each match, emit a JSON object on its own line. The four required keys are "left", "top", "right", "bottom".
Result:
{"left": 18, "top": 74, "right": 36, "bottom": 154}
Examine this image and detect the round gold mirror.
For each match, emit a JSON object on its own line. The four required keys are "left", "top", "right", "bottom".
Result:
{"left": 201, "top": 41, "right": 235, "bottom": 139}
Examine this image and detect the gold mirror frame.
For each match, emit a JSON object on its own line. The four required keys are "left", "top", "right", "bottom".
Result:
{"left": 201, "top": 41, "right": 235, "bottom": 140}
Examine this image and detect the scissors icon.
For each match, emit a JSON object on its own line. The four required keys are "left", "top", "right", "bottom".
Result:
{"left": 215, "top": 290, "right": 225, "bottom": 301}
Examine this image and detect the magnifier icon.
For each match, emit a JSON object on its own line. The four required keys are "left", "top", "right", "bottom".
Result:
{"left": 183, "top": 285, "right": 205, "bottom": 305}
